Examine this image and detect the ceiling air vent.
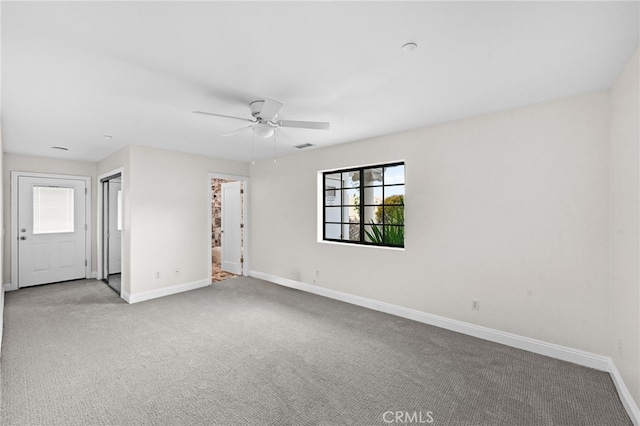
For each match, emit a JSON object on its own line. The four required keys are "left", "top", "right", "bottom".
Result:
{"left": 294, "top": 143, "right": 314, "bottom": 149}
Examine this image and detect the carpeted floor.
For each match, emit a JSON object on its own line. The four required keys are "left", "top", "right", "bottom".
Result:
{"left": 0, "top": 277, "right": 632, "bottom": 426}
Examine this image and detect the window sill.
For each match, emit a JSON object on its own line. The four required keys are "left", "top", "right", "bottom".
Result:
{"left": 317, "top": 240, "right": 405, "bottom": 251}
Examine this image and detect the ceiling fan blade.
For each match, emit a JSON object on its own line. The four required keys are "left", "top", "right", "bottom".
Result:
{"left": 193, "top": 111, "right": 255, "bottom": 123}
{"left": 278, "top": 120, "right": 330, "bottom": 130}
{"left": 259, "top": 99, "right": 283, "bottom": 120}
{"left": 221, "top": 125, "right": 255, "bottom": 137}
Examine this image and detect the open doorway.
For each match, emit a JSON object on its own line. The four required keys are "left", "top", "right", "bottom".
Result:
{"left": 211, "top": 177, "right": 244, "bottom": 283}
{"left": 100, "top": 174, "right": 122, "bottom": 294}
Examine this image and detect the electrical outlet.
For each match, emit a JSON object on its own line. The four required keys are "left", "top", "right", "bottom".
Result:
{"left": 155, "top": 272, "right": 161, "bottom": 279}
{"left": 472, "top": 300, "right": 480, "bottom": 311}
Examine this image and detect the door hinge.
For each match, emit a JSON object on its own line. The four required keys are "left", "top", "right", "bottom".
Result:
{"left": 240, "top": 189, "right": 244, "bottom": 194}
{"left": 240, "top": 256, "right": 244, "bottom": 264}
{"left": 240, "top": 224, "right": 244, "bottom": 229}
{"left": 85, "top": 260, "right": 87, "bottom": 266}
{"left": 85, "top": 188, "right": 87, "bottom": 194}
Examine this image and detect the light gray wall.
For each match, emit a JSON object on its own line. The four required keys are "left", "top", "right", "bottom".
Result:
{"left": 116, "top": 145, "right": 248, "bottom": 297}
{"left": 2, "top": 154, "right": 98, "bottom": 285}
{"left": 250, "top": 90, "right": 611, "bottom": 357}
{"left": 609, "top": 47, "right": 640, "bottom": 405}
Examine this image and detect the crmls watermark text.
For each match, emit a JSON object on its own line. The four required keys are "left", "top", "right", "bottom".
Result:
{"left": 382, "top": 410, "right": 434, "bottom": 424}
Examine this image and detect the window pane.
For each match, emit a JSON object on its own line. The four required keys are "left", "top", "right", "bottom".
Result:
{"left": 344, "top": 188, "right": 360, "bottom": 205}
{"left": 325, "top": 173, "right": 341, "bottom": 188}
{"left": 363, "top": 206, "right": 382, "bottom": 224}
{"left": 384, "top": 165, "right": 405, "bottom": 185}
{"left": 347, "top": 223, "right": 361, "bottom": 241}
{"left": 364, "top": 224, "right": 381, "bottom": 243}
{"left": 363, "top": 168, "right": 383, "bottom": 186}
{"left": 384, "top": 225, "right": 405, "bottom": 246}
{"left": 364, "top": 224, "right": 404, "bottom": 245}
{"left": 343, "top": 171, "right": 359, "bottom": 188}
{"left": 381, "top": 205, "right": 404, "bottom": 225}
{"left": 384, "top": 185, "right": 404, "bottom": 201}
{"left": 325, "top": 188, "right": 339, "bottom": 206}
{"left": 324, "top": 207, "right": 342, "bottom": 223}
{"left": 33, "top": 186, "right": 74, "bottom": 234}
{"left": 325, "top": 223, "right": 341, "bottom": 239}
{"left": 347, "top": 205, "right": 360, "bottom": 223}
{"left": 361, "top": 186, "right": 383, "bottom": 205}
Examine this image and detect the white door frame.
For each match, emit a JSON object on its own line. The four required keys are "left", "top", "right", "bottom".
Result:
{"left": 10, "top": 171, "right": 92, "bottom": 291}
{"left": 207, "top": 173, "right": 249, "bottom": 281}
{"left": 107, "top": 180, "right": 122, "bottom": 274}
{"left": 97, "top": 168, "right": 124, "bottom": 282}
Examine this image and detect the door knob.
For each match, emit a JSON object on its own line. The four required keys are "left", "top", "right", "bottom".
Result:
{"left": 20, "top": 236, "right": 27, "bottom": 240}
{"left": 21, "top": 228, "right": 27, "bottom": 233}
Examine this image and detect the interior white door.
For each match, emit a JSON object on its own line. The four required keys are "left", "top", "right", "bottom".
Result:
{"left": 108, "top": 181, "right": 122, "bottom": 274}
{"left": 18, "top": 176, "right": 87, "bottom": 287}
{"left": 221, "top": 181, "right": 242, "bottom": 275}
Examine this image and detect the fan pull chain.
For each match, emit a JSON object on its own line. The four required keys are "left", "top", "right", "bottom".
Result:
{"left": 273, "top": 129, "right": 277, "bottom": 164}
{"left": 251, "top": 129, "right": 256, "bottom": 165}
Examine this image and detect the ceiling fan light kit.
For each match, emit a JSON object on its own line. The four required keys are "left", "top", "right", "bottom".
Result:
{"left": 253, "top": 123, "right": 275, "bottom": 138}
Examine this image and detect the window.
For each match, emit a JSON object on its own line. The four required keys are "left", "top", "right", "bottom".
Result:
{"left": 33, "top": 186, "right": 75, "bottom": 234}
{"left": 323, "top": 162, "right": 405, "bottom": 248}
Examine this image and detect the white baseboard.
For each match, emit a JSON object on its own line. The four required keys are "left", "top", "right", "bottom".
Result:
{"left": 609, "top": 361, "right": 640, "bottom": 425}
{"left": 250, "top": 270, "right": 640, "bottom": 425}
{"left": 122, "top": 279, "right": 210, "bottom": 304}
{"left": 5, "top": 274, "right": 97, "bottom": 292}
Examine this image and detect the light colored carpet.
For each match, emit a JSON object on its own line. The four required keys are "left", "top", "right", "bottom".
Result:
{"left": 0, "top": 277, "right": 632, "bottom": 426}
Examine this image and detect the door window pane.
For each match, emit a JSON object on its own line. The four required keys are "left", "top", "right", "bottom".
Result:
{"left": 33, "top": 186, "right": 74, "bottom": 234}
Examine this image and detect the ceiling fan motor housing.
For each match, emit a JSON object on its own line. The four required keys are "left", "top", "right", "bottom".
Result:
{"left": 250, "top": 100, "right": 266, "bottom": 119}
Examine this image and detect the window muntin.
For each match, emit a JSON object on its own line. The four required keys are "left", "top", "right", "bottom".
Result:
{"left": 323, "top": 162, "right": 404, "bottom": 248}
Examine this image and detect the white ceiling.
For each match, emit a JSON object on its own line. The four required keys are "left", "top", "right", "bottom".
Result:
{"left": 2, "top": 1, "right": 638, "bottom": 163}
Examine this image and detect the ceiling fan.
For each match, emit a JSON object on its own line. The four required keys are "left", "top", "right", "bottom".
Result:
{"left": 193, "top": 99, "right": 330, "bottom": 138}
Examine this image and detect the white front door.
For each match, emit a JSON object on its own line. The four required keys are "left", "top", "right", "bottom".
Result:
{"left": 108, "top": 181, "right": 122, "bottom": 274}
{"left": 221, "top": 181, "right": 242, "bottom": 275}
{"left": 18, "top": 176, "right": 87, "bottom": 287}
